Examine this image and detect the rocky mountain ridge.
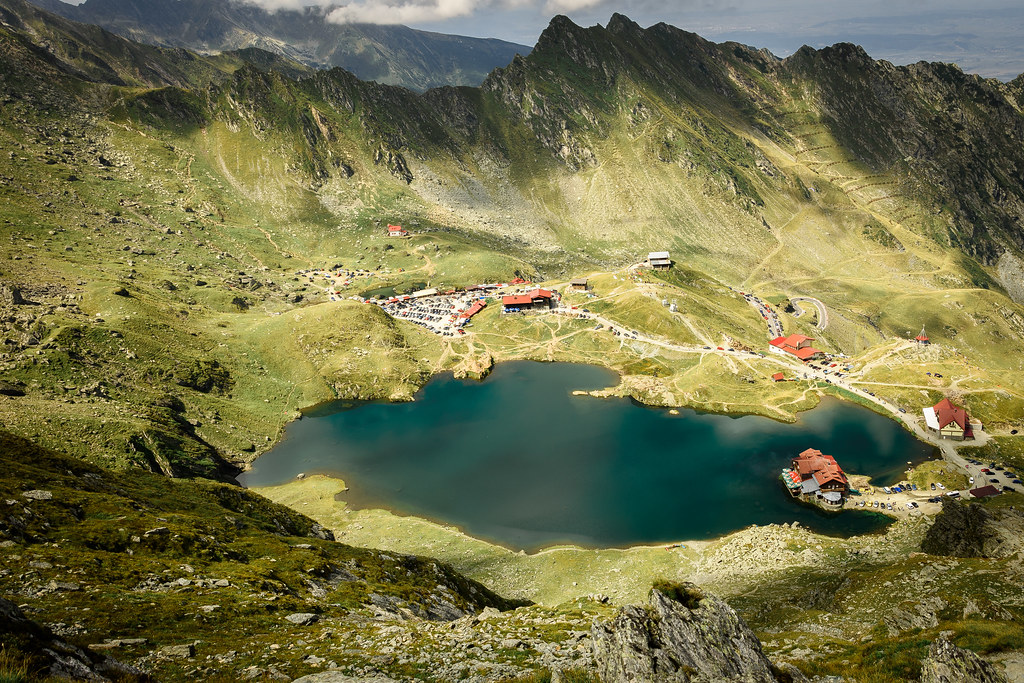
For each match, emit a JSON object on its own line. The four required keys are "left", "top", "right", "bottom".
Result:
{"left": 28, "top": 0, "right": 529, "bottom": 91}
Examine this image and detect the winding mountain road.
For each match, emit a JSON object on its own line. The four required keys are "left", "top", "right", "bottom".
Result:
{"left": 791, "top": 296, "right": 829, "bottom": 330}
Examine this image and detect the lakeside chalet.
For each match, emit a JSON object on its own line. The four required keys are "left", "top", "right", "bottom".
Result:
{"left": 781, "top": 448, "right": 850, "bottom": 506}
{"left": 923, "top": 398, "right": 974, "bottom": 440}
{"left": 768, "top": 334, "right": 825, "bottom": 361}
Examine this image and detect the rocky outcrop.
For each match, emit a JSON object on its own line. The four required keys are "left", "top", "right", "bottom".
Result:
{"left": 996, "top": 252, "right": 1024, "bottom": 304}
{"left": 0, "top": 283, "right": 27, "bottom": 307}
{"left": 591, "top": 584, "right": 797, "bottom": 682}
{"left": 919, "top": 637, "right": 1009, "bottom": 683}
{"left": 0, "top": 597, "right": 150, "bottom": 681}
{"left": 452, "top": 352, "right": 494, "bottom": 380}
{"left": 922, "top": 499, "right": 993, "bottom": 557}
{"left": 884, "top": 595, "right": 946, "bottom": 635}
{"left": 920, "top": 498, "right": 1024, "bottom": 559}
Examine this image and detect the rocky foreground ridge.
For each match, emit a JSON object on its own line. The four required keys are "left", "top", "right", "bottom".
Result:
{"left": 4, "top": 430, "right": 1020, "bottom": 682}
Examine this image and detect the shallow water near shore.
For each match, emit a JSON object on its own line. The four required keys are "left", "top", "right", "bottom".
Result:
{"left": 240, "top": 361, "right": 935, "bottom": 550}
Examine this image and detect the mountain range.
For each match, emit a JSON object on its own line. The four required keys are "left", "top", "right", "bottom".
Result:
{"left": 3, "top": 0, "right": 1024, "bottom": 680}
{"left": 28, "top": 0, "right": 530, "bottom": 90}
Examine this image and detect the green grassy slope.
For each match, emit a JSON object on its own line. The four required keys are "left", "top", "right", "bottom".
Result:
{"left": 0, "top": 431, "right": 528, "bottom": 681}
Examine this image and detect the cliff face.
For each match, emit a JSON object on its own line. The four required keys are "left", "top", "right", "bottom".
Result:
{"left": 921, "top": 498, "right": 1024, "bottom": 558}
{"left": 779, "top": 44, "right": 1024, "bottom": 265}
{"left": 591, "top": 584, "right": 800, "bottom": 683}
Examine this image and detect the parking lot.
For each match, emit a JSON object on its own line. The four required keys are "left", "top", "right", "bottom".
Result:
{"left": 378, "top": 293, "right": 483, "bottom": 337}
{"left": 962, "top": 458, "right": 1022, "bottom": 495}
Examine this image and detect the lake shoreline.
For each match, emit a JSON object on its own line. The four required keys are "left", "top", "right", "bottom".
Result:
{"left": 241, "top": 360, "right": 936, "bottom": 549}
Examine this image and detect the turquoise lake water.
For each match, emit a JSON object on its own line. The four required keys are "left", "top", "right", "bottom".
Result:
{"left": 239, "top": 361, "right": 936, "bottom": 550}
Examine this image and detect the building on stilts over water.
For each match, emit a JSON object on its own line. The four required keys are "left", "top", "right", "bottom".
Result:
{"left": 781, "top": 448, "right": 850, "bottom": 507}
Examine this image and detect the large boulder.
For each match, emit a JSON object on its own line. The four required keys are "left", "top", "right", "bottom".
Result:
{"left": 591, "top": 583, "right": 794, "bottom": 682}
{"left": 0, "top": 284, "right": 27, "bottom": 307}
{"left": 919, "top": 637, "right": 1008, "bottom": 683}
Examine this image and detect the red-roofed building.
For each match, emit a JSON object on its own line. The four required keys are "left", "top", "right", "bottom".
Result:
{"left": 915, "top": 326, "right": 930, "bottom": 344}
{"left": 969, "top": 485, "right": 1000, "bottom": 498}
{"left": 502, "top": 289, "right": 554, "bottom": 312}
{"left": 923, "top": 398, "right": 972, "bottom": 440}
{"left": 772, "top": 372, "right": 786, "bottom": 382}
{"left": 459, "top": 301, "right": 486, "bottom": 319}
{"left": 787, "top": 447, "right": 849, "bottom": 505}
{"left": 769, "top": 334, "right": 825, "bottom": 361}
{"left": 387, "top": 224, "right": 409, "bottom": 237}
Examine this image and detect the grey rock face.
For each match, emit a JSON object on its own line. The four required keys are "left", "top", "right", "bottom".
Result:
{"left": 997, "top": 252, "right": 1024, "bottom": 305}
{"left": 591, "top": 585, "right": 781, "bottom": 683}
{"left": 919, "top": 637, "right": 1009, "bottom": 683}
{"left": 884, "top": 596, "right": 947, "bottom": 635}
{"left": 285, "top": 612, "right": 320, "bottom": 625}
{"left": 158, "top": 643, "right": 196, "bottom": 658}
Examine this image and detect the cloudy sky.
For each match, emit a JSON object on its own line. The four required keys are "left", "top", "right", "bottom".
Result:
{"left": 302, "top": 0, "right": 1024, "bottom": 79}
{"left": 56, "top": 0, "right": 1024, "bottom": 78}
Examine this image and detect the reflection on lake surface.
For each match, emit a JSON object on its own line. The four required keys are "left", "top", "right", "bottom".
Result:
{"left": 240, "top": 362, "right": 935, "bottom": 550}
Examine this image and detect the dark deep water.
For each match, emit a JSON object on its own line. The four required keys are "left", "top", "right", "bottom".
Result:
{"left": 240, "top": 361, "right": 935, "bottom": 550}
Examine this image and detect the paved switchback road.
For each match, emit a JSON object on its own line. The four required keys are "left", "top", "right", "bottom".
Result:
{"left": 791, "top": 297, "right": 829, "bottom": 331}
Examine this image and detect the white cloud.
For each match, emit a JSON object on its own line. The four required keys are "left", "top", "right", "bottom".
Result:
{"left": 238, "top": 0, "right": 606, "bottom": 25}
{"left": 326, "top": 0, "right": 490, "bottom": 24}
{"left": 545, "top": 0, "right": 603, "bottom": 11}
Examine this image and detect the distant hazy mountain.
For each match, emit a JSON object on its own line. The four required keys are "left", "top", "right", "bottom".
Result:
{"left": 28, "top": 0, "right": 530, "bottom": 91}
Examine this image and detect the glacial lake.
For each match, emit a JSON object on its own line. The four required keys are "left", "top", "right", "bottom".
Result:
{"left": 240, "top": 361, "right": 936, "bottom": 550}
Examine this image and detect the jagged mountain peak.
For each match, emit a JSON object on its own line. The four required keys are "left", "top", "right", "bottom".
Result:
{"left": 605, "top": 12, "right": 641, "bottom": 34}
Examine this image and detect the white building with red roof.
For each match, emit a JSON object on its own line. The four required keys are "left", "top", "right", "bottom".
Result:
{"left": 768, "top": 333, "right": 825, "bottom": 361}
{"left": 387, "top": 224, "right": 409, "bottom": 237}
{"left": 923, "top": 398, "right": 974, "bottom": 440}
